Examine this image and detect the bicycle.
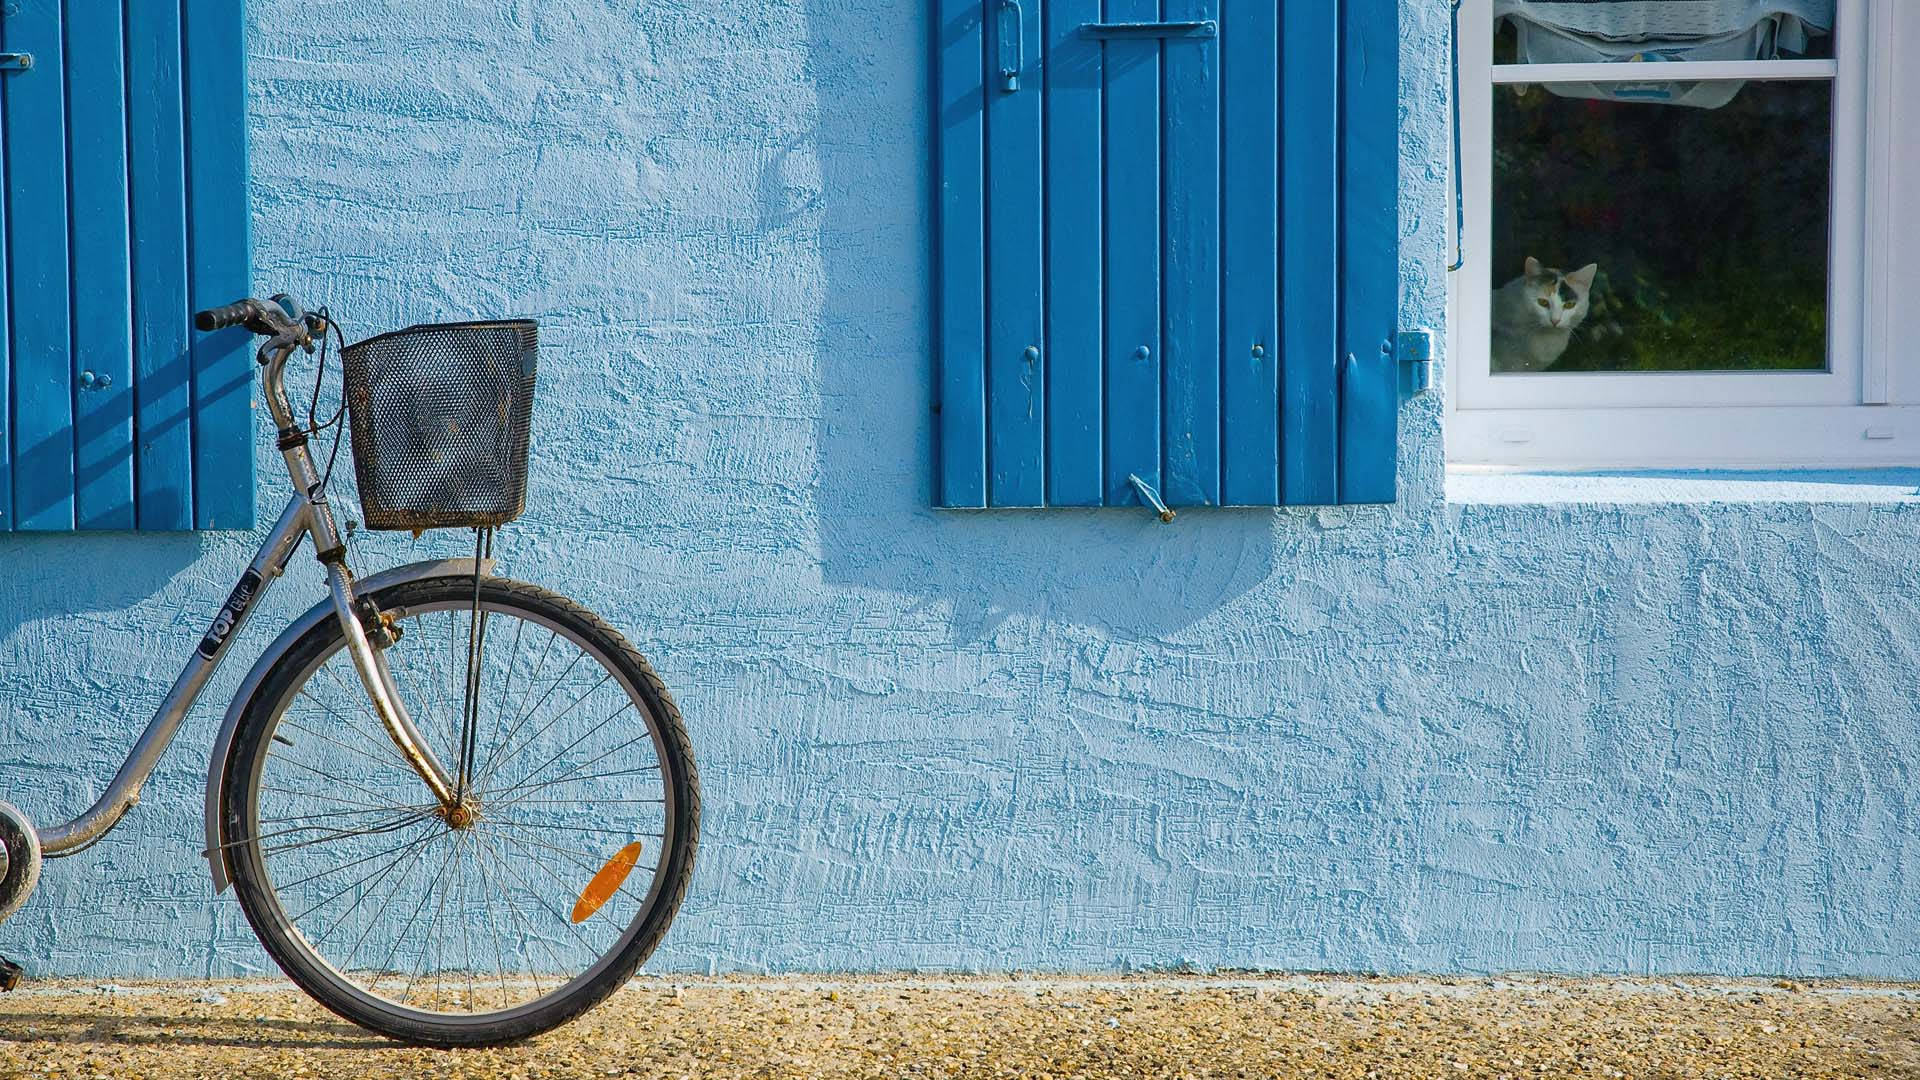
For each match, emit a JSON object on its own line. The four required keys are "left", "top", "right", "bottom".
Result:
{"left": 0, "top": 296, "right": 700, "bottom": 1048}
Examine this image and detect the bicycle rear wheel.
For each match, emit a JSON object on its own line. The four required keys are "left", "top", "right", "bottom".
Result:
{"left": 221, "top": 575, "right": 698, "bottom": 1047}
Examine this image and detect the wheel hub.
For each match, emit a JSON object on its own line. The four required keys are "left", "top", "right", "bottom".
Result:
{"left": 438, "top": 799, "right": 481, "bottom": 830}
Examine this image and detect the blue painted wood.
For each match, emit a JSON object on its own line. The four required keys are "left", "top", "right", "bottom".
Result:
{"left": 68, "top": 0, "right": 135, "bottom": 531}
{"left": 127, "top": 0, "right": 193, "bottom": 530}
{"left": 1338, "top": 0, "right": 1399, "bottom": 505}
{"left": 1280, "top": 0, "right": 1341, "bottom": 506}
{"left": 1043, "top": 0, "right": 1103, "bottom": 507}
{"left": 1218, "top": 0, "right": 1279, "bottom": 506}
{"left": 986, "top": 0, "right": 1044, "bottom": 507}
{"left": 185, "top": 0, "right": 255, "bottom": 530}
{"left": 1160, "top": 0, "right": 1220, "bottom": 508}
{"left": 0, "top": 84, "right": 11, "bottom": 531}
{"left": 937, "top": 0, "right": 988, "bottom": 508}
{"left": 1102, "top": 0, "right": 1161, "bottom": 506}
{"left": 6, "top": 0, "right": 72, "bottom": 531}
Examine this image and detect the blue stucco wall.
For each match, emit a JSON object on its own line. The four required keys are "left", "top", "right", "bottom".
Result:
{"left": 2, "top": 0, "right": 1915, "bottom": 979}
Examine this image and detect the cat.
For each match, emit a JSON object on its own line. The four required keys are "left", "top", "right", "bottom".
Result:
{"left": 1491, "top": 257, "right": 1598, "bottom": 373}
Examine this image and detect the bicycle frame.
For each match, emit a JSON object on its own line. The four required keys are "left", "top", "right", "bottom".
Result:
{"left": 35, "top": 336, "right": 461, "bottom": 857}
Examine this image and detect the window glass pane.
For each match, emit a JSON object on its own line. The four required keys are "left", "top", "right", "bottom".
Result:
{"left": 1494, "top": 3, "right": 1836, "bottom": 64}
{"left": 1490, "top": 80, "right": 1831, "bottom": 373}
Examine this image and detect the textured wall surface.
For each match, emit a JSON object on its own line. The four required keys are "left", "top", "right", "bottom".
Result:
{"left": 2, "top": 0, "right": 1916, "bottom": 979}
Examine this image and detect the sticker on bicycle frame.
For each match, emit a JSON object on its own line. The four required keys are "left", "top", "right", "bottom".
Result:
{"left": 198, "top": 569, "right": 265, "bottom": 660}
{"left": 571, "top": 841, "right": 645, "bottom": 924}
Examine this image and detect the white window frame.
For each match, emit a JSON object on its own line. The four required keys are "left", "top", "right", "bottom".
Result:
{"left": 1447, "top": 0, "right": 1914, "bottom": 468}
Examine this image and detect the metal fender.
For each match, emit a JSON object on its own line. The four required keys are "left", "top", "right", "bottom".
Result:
{"left": 203, "top": 558, "right": 491, "bottom": 892}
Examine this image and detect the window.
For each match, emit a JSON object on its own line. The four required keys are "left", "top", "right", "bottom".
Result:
{"left": 1449, "top": 0, "right": 1910, "bottom": 468}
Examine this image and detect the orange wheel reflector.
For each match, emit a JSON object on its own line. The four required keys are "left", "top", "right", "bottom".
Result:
{"left": 571, "top": 841, "right": 645, "bottom": 924}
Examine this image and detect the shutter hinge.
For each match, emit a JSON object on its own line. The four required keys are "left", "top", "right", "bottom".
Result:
{"left": 1082, "top": 20, "right": 1217, "bottom": 40}
{"left": 0, "top": 54, "right": 31, "bottom": 72}
{"left": 1395, "top": 329, "right": 1435, "bottom": 395}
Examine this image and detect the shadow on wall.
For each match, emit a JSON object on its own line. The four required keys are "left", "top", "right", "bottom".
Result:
{"left": 801, "top": 1, "right": 1278, "bottom": 640}
{"left": 0, "top": 528, "right": 202, "bottom": 651}
{"left": 0, "top": 528, "right": 203, "bottom": 796}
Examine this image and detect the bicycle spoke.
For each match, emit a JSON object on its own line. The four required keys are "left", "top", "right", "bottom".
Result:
{"left": 312, "top": 662, "right": 443, "bottom": 772}
{"left": 496, "top": 797, "right": 669, "bottom": 806}
{"left": 477, "top": 837, "right": 593, "bottom": 1003}
{"left": 481, "top": 828, "right": 615, "bottom": 957}
{"left": 272, "top": 827, "right": 450, "bottom": 894}
{"left": 486, "top": 719, "right": 652, "bottom": 808}
{"left": 279, "top": 716, "right": 413, "bottom": 778}
{"left": 489, "top": 828, "right": 657, "bottom": 917}
{"left": 473, "top": 835, "right": 512, "bottom": 1010}
{"left": 471, "top": 649, "right": 593, "bottom": 790}
{"left": 485, "top": 615, "right": 530, "bottom": 780}
{"left": 258, "top": 800, "right": 438, "bottom": 828}
{"left": 266, "top": 750, "right": 416, "bottom": 809}
{"left": 259, "top": 784, "right": 422, "bottom": 814}
{"left": 466, "top": 827, "right": 551, "bottom": 1003}
{"left": 402, "top": 833, "right": 464, "bottom": 1005}
{"left": 298, "top": 819, "right": 441, "bottom": 930}
{"left": 487, "top": 819, "right": 664, "bottom": 839}
{"left": 371, "top": 837, "right": 462, "bottom": 996}
{"left": 445, "top": 609, "right": 460, "bottom": 756}
{"left": 469, "top": 672, "right": 615, "bottom": 792}
{"left": 263, "top": 808, "right": 436, "bottom": 858}
{"left": 474, "top": 627, "right": 561, "bottom": 782}
{"left": 485, "top": 766, "right": 662, "bottom": 814}
{"left": 339, "top": 830, "right": 449, "bottom": 971}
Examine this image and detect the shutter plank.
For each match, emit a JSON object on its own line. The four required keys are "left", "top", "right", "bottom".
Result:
{"left": 1338, "top": 0, "right": 1398, "bottom": 505}
{"left": 1161, "top": 0, "right": 1220, "bottom": 508}
{"left": 128, "top": 0, "right": 192, "bottom": 530}
{"left": 1102, "top": 0, "right": 1161, "bottom": 506}
{"left": 1280, "top": 0, "right": 1340, "bottom": 505}
{"left": 937, "top": 0, "right": 988, "bottom": 508}
{"left": 185, "top": 0, "right": 254, "bottom": 530}
{"left": 986, "top": 0, "right": 1044, "bottom": 506}
{"left": 1043, "top": 0, "right": 1103, "bottom": 506}
{"left": 1219, "top": 0, "right": 1279, "bottom": 506}
{"left": 69, "top": 0, "right": 135, "bottom": 530}
{"left": 6, "top": 0, "right": 73, "bottom": 530}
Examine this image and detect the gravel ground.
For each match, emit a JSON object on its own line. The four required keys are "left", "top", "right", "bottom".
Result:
{"left": 0, "top": 974, "right": 1914, "bottom": 1079}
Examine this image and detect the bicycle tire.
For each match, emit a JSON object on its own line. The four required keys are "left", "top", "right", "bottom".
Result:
{"left": 220, "top": 575, "right": 698, "bottom": 1047}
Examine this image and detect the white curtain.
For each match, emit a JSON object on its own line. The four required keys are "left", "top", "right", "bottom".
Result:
{"left": 1494, "top": 0, "right": 1838, "bottom": 107}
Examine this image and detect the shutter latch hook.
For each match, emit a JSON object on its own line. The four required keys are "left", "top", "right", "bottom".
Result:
{"left": 1127, "top": 475, "right": 1176, "bottom": 524}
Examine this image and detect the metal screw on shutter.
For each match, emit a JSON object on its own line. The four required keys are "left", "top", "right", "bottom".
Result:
{"left": 0, "top": 54, "right": 30, "bottom": 71}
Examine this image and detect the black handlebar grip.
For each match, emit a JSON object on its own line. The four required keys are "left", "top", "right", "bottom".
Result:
{"left": 194, "top": 300, "right": 256, "bottom": 332}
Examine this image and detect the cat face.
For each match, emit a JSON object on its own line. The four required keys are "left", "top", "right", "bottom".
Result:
{"left": 1515, "top": 256, "right": 1598, "bottom": 330}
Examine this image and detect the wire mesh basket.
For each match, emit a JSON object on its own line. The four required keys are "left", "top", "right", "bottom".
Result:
{"left": 341, "top": 319, "right": 538, "bottom": 531}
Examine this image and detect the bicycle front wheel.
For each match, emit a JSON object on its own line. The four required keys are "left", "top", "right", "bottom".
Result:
{"left": 221, "top": 575, "right": 699, "bottom": 1047}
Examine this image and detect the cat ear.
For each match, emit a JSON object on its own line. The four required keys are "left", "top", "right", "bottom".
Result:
{"left": 1565, "top": 263, "right": 1598, "bottom": 290}
{"left": 1524, "top": 256, "right": 1543, "bottom": 276}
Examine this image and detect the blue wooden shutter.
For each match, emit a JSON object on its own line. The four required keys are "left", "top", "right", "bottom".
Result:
{"left": 935, "top": 0, "right": 1400, "bottom": 509}
{"left": 0, "top": 0, "right": 251, "bottom": 532}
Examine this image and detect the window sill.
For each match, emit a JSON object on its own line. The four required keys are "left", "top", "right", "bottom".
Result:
{"left": 1446, "top": 466, "right": 1920, "bottom": 505}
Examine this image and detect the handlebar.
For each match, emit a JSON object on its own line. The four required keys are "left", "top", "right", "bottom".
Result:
{"left": 193, "top": 299, "right": 268, "bottom": 333}
{"left": 192, "top": 294, "right": 315, "bottom": 338}
{"left": 192, "top": 294, "right": 329, "bottom": 437}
